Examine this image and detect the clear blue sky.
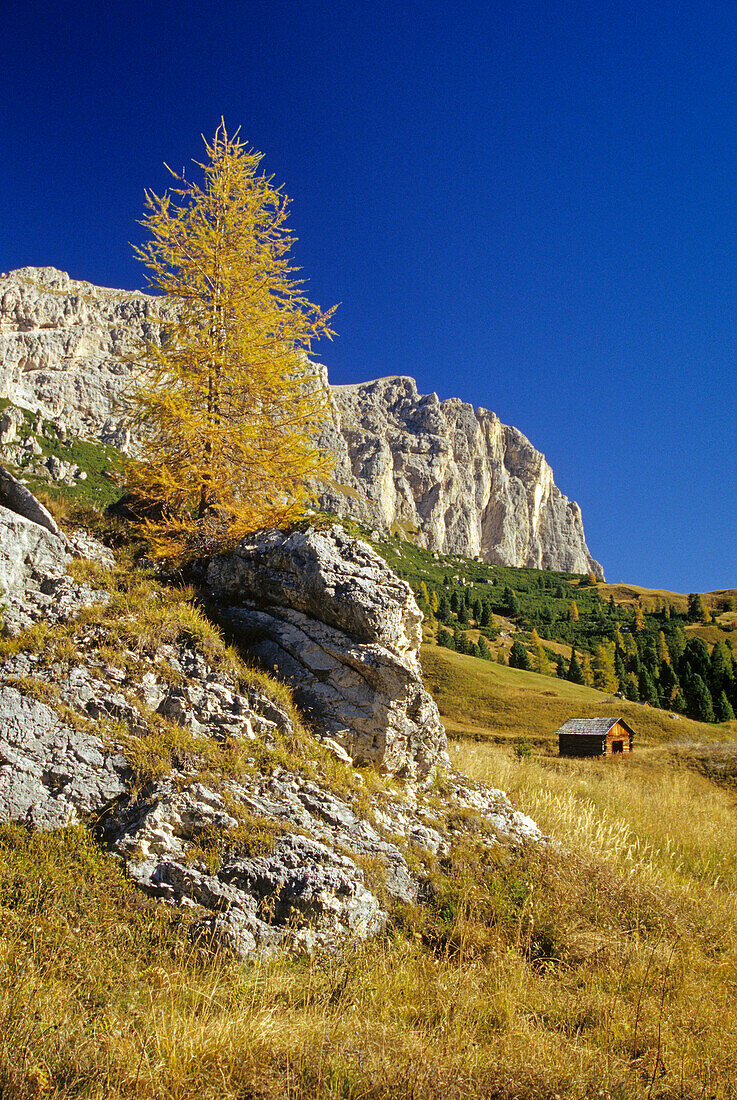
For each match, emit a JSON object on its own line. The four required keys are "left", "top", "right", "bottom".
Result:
{"left": 3, "top": 0, "right": 736, "bottom": 593}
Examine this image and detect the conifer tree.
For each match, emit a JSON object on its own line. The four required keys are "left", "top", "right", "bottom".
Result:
{"left": 569, "top": 601, "right": 580, "bottom": 623}
{"left": 657, "top": 630, "right": 670, "bottom": 666}
{"left": 715, "top": 690, "right": 735, "bottom": 722}
{"left": 509, "top": 640, "right": 532, "bottom": 670}
{"left": 125, "top": 123, "right": 335, "bottom": 557}
{"left": 566, "top": 647, "right": 584, "bottom": 685}
{"left": 593, "top": 643, "right": 618, "bottom": 692}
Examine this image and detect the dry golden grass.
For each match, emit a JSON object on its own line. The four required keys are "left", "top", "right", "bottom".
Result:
{"left": 3, "top": 570, "right": 737, "bottom": 1097}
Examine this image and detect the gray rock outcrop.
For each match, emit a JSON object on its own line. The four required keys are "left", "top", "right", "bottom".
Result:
{"left": 0, "top": 265, "right": 161, "bottom": 450}
{"left": 0, "top": 686, "right": 129, "bottom": 829}
{"left": 0, "top": 491, "right": 541, "bottom": 958}
{"left": 0, "top": 267, "right": 602, "bottom": 575}
{"left": 206, "top": 525, "right": 447, "bottom": 781}
{"left": 319, "top": 375, "right": 603, "bottom": 576}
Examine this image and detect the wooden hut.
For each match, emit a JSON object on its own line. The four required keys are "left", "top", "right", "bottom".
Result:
{"left": 556, "top": 717, "right": 635, "bottom": 758}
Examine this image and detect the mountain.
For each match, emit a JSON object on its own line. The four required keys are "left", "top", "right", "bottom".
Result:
{"left": 0, "top": 265, "right": 603, "bottom": 577}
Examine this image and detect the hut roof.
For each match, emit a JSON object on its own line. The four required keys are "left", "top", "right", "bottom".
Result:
{"left": 555, "top": 717, "right": 636, "bottom": 738}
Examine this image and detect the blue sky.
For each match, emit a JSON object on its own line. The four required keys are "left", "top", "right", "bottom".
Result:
{"left": 3, "top": 0, "right": 736, "bottom": 592}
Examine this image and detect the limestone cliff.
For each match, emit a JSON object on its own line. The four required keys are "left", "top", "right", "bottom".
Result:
{"left": 319, "top": 376, "right": 603, "bottom": 577}
{"left": 0, "top": 266, "right": 603, "bottom": 577}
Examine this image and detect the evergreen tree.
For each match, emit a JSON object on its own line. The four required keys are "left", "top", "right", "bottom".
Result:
{"left": 480, "top": 601, "right": 492, "bottom": 628}
{"left": 436, "top": 628, "right": 454, "bottom": 650}
{"left": 566, "top": 648, "right": 584, "bottom": 685}
{"left": 638, "top": 669, "right": 659, "bottom": 707}
{"left": 472, "top": 597, "right": 483, "bottom": 623}
{"left": 437, "top": 595, "right": 452, "bottom": 624}
{"left": 624, "top": 673, "right": 640, "bottom": 701}
{"left": 715, "top": 690, "right": 735, "bottom": 722}
{"left": 710, "top": 641, "right": 734, "bottom": 694}
{"left": 684, "top": 673, "right": 715, "bottom": 723}
{"left": 478, "top": 635, "right": 493, "bottom": 661}
{"left": 509, "top": 640, "right": 532, "bottom": 670}
{"left": 555, "top": 654, "right": 567, "bottom": 678}
{"left": 682, "top": 637, "right": 711, "bottom": 682}
{"left": 456, "top": 600, "right": 469, "bottom": 625}
{"left": 125, "top": 123, "right": 335, "bottom": 557}
{"left": 658, "top": 661, "right": 680, "bottom": 708}
{"left": 688, "top": 593, "right": 708, "bottom": 623}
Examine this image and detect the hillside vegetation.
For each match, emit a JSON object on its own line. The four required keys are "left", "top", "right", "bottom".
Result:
{"left": 2, "top": 446, "right": 737, "bottom": 1098}
{"left": 3, "top": 634, "right": 737, "bottom": 1099}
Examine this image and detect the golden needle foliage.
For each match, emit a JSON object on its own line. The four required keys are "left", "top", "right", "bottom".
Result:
{"left": 124, "top": 122, "right": 336, "bottom": 558}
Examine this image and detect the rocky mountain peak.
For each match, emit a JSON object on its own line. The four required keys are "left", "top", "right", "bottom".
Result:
{"left": 0, "top": 266, "right": 603, "bottom": 577}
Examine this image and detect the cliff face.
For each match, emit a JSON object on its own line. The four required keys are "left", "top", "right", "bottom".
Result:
{"left": 318, "top": 376, "right": 603, "bottom": 577}
{"left": 0, "top": 267, "right": 603, "bottom": 577}
{"left": 0, "top": 266, "right": 161, "bottom": 451}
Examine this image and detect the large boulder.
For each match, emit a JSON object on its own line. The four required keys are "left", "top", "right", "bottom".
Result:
{"left": 206, "top": 525, "right": 447, "bottom": 781}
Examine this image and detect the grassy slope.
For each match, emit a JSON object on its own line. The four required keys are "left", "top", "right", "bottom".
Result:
{"left": 1, "top": 480, "right": 737, "bottom": 1097}
{"left": 421, "top": 644, "right": 737, "bottom": 748}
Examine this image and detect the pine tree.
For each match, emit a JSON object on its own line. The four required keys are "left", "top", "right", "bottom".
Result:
{"left": 509, "top": 640, "right": 532, "bottom": 670}
{"left": 566, "top": 648, "right": 584, "bottom": 684}
{"left": 125, "top": 123, "right": 335, "bottom": 557}
{"left": 555, "top": 653, "right": 567, "bottom": 678}
{"left": 684, "top": 673, "right": 715, "bottom": 723}
{"left": 478, "top": 635, "right": 492, "bottom": 661}
{"left": 480, "top": 601, "right": 492, "bottom": 628}
{"left": 688, "top": 593, "right": 708, "bottom": 623}
{"left": 715, "top": 690, "right": 735, "bottom": 722}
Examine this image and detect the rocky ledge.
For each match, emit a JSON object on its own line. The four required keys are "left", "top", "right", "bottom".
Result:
{"left": 0, "top": 493, "right": 541, "bottom": 959}
{"left": 206, "top": 525, "right": 447, "bottom": 782}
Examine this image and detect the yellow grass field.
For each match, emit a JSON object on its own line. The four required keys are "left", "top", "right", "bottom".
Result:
{"left": 2, "top": 645, "right": 737, "bottom": 1099}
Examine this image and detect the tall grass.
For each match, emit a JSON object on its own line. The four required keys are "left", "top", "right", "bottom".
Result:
{"left": 3, "top": 731, "right": 737, "bottom": 1098}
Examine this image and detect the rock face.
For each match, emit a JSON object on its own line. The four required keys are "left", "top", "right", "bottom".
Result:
{"left": 206, "top": 525, "right": 447, "bottom": 781}
{"left": 0, "top": 267, "right": 602, "bottom": 576}
{"left": 0, "top": 266, "right": 160, "bottom": 450}
{"left": 0, "top": 686, "right": 129, "bottom": 830}
{"left": 0, "top": 484, "right": 542, "bottom": 958}
{"left": 318, "top": 376, "right": 603, "bottom": 577}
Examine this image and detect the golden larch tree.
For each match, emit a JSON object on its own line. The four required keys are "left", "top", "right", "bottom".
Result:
{"left": 124, "top": 123, "right": 336, "bottom": 557}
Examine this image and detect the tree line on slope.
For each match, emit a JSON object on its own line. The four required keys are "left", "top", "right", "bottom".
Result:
{"left": 407, "top": 572, "right": 736, "bottom": 725}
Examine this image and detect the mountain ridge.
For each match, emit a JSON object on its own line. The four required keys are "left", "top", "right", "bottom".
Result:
{"left": 0, "top": 266, "right": 603, "bottom": 577}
